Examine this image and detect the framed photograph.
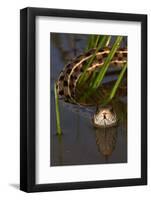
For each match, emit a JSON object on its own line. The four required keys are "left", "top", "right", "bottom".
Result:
{"left": 20, "top": 7, "right": 147, "bottom": 192}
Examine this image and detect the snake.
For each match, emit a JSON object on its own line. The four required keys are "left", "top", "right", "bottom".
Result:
{"left": 56, "top": 47, "right": 127, "bottom": 127}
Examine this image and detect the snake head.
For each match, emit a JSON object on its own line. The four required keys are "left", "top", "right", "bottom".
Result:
{"left": 92, "top": 105, "right": 117, "bottom": 128}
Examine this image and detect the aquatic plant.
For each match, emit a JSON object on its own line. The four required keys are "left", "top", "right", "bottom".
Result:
{"left": 106, "top": 62, "right": 127, "bottom": 104}
{"left": 77, "top": 35, "right": 127, "bottom": 104}
{"left": 54, "top": 83, "right": 62, "bottom": 135}
{"left": 78, "top": 35, "right": 109, "bottom": 85}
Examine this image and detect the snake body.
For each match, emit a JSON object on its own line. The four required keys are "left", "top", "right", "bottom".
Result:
{"left": 56, "top": 47, "right": 127, "bottom": 103}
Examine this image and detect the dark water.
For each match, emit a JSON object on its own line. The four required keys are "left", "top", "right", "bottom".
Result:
{"left": 50, "top": 33, "right": 127, "bottom": 166}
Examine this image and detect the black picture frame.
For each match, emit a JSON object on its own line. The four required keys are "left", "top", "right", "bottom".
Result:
{"left": 20, "top": 7, "right": 147, "bottom": 192}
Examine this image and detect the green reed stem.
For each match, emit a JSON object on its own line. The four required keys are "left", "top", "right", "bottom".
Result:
{"left": 108, "top": 63, "right": 127, "bottom": 100}
{"left": 54, "top": 83, "right": 62, "bottom": 135}
{"left": 94, "top": 35, "right": 100, "bottom": 47}
{"left": 90, "top": 36, "right": 123, "bottom": 89}
{"left": 78, "top": 35, "right": 107, "bottom": 85}
{"left": 79, "top": 36, "right": 123, "bottom": 101}
{"left": 85, "top": 35, "right": 95, "bottom": 51}
{"left": 105, "top": 35, "right": 111, "bottom": 47}
{"left": 87, "top": 36, "right": 111, "bottom": 88}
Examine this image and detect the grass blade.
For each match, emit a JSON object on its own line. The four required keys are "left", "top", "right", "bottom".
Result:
{"left": 105, "top": 35, "right": 111, "bottom": 47}
{"left": 79, "top": 36, "right": 123, "bottom": 100}
{"left": 108, "top": 63, "right": 127, "bottom": 101}
{"left": 94, "top": 35, "right": 100, "bottom": 47}
{"left": 54, "top": 83, "right": 62, "bottom": 135}
{"left": 78, "top": 35, "right": 108, "bottom": 85}
{"left": 91, "top": 36, "right": 123, "bottom": 89}
{"left": 85, "top": 35, "right": 95, "bottom": 51}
